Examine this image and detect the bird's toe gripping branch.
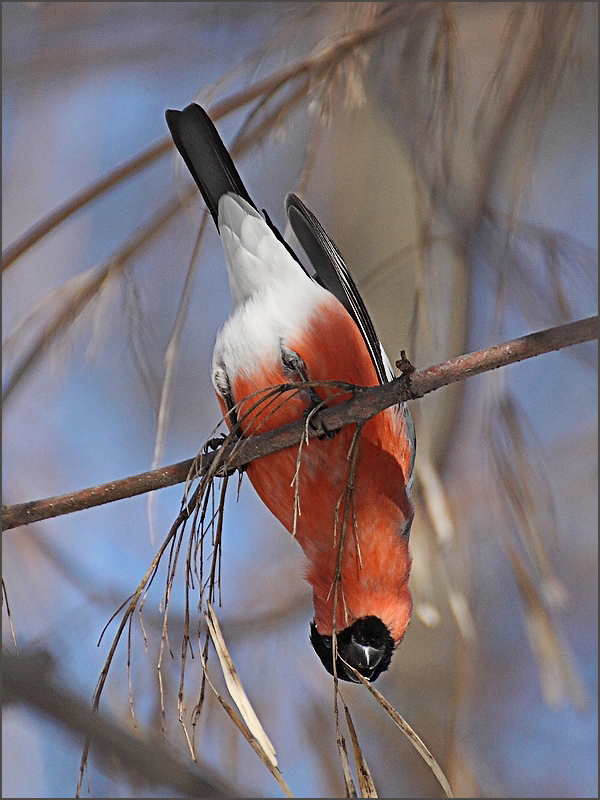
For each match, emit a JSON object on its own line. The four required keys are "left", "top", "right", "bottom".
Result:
{"left": 204, "top": 434, "right": 228, "bottom": 452}
{"left": 203, "top": 433, "right": 247, "bottom": 478}
{"left": 280, "top": 344, "right": 339, "bottom": 440}
{"left": 304, "top": 404, "right": 338, "bottom": 440}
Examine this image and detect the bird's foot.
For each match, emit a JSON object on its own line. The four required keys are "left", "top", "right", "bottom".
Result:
{"left": 304, "top": 405, "right": 337, "bottom": 440}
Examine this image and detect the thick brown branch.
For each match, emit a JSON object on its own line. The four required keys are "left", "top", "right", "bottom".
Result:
{"left": 2, "top": 316, "right": 596, "bottom": 531}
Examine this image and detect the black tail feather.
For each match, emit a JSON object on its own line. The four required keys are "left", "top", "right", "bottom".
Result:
{"left": 165, "top": 103, "right": 256, "bottom": 226}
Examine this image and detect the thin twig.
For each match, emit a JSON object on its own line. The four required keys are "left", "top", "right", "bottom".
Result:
{"left": 148, "top": 213, "right": 209, "bottom": 543}
{"left": 344, "top": 664, "right": 454, "bottom": 798}
{"left": 4, "top": 651, "right": 239, "bottom": 798}
{"left": 2, "top": 2, "right": 432, "bottom": 271}
{"left": 2, "top": 190, "right": 195, "bottom": 406}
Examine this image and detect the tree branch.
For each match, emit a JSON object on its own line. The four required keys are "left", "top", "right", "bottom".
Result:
{"left": 2, "top": 316, "right": 596, "bottom": 532}
{"left": 3, "top": 651, "right": 242, "bottom": 798}
{"left": 1, "top": 2, "right": 431, "bottom": 271}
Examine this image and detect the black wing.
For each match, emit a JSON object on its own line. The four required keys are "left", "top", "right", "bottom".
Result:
{"left": 285, "top": 193, "right": 389, "bottom": 384}
{"left": 165, "top": 103, "right": 256, "bottom": 226}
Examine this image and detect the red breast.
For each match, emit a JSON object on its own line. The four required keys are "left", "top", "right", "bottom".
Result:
{"left": 217, "top": 295, "right": 413, "bottom": 643}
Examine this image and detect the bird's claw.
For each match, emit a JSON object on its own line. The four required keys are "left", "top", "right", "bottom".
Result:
{"left": 204, "top": 432, "right": 248, "bottom": 476}
{"left": 203, "top": 434, "right": 227, "bottom": 453}
{"left": 305, "top": 408, "right": 337, "bottom": 440}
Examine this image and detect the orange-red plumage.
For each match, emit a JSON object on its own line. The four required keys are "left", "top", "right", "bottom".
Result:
{"left": 218, "top": 295, "right": 413, "bottom": 644}
{"left": 167, "top": 102, "right": 415, "bottom": 680}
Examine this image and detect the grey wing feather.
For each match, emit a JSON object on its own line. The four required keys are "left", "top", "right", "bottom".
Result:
{"left": 286, "top": 193, "right": 416, "bottom": 488}
{"left": 285, "top": 193, "right": 388, "bottom": 385}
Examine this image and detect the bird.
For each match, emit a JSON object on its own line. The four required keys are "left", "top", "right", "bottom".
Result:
{"left": 165, "top": 103, "right": 416, "bottom": 682}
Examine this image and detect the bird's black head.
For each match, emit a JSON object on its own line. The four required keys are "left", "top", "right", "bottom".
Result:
{"left": 310, "top": 616, "right": 395, "bottom": 683}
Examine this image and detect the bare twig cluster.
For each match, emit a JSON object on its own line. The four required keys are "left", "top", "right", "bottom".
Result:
{"left": 4, "top": 651, "right": 238, "bottom": 798}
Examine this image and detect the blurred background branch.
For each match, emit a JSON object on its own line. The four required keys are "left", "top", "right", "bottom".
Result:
{"left": 3, "top": 651, "right": 241, "bottom": 798}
